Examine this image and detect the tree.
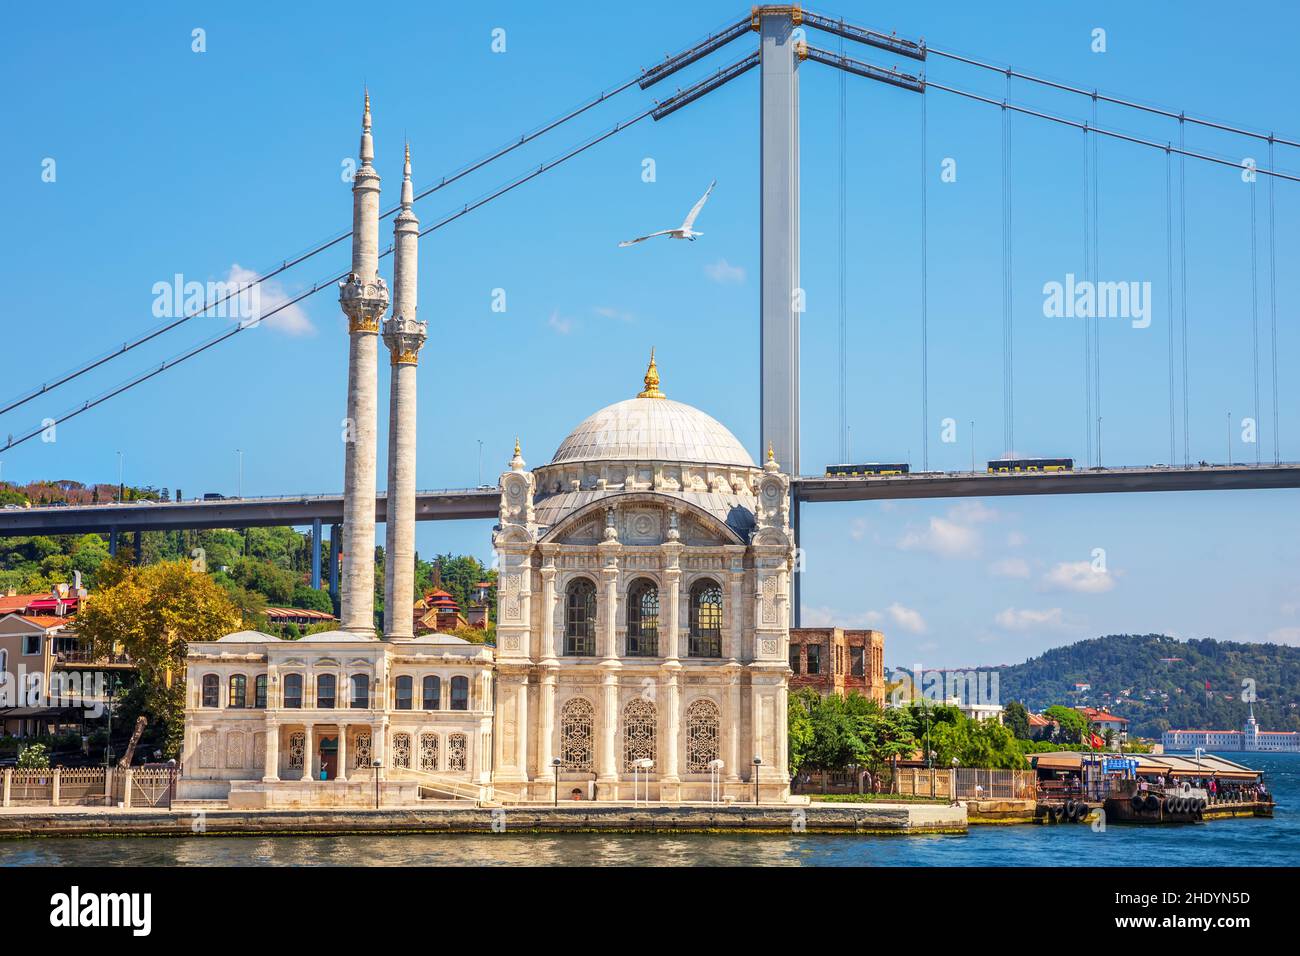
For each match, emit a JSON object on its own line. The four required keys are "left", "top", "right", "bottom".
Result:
{"left": 1004, "top": 700, "right": 1031, "bottom": 740}
{"left": 75, "top": 561, "right": 240, "bottom": 757}
{"left": 787, "top": 690, "right": 816, "bottom": 777}
{"left": 17, "top": 743, "right": 50, "bottom": 769}
{"left": 1045, "top": 705, "right": 1088, "bottom": 744}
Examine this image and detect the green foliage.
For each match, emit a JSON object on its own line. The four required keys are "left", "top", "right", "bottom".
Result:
{"left": 1044, "top": 705, "right": 1089, "bottom": 744}
{"left": 17, "top": 743, "right": 51, "bottom": 769}
{"left": 1004, "top": 700, "right": 1031, "bottom": 739}
{"left": 788, "top": 690, "right": 921, "bottom": 777}
{"left": 998, "top": 633, "right": 1300, "bottom": 738}
{"left": 291, "top": 585, "right": 333, "bottom": 613}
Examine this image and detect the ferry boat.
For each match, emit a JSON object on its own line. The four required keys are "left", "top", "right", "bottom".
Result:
{"left": 1026, "top": 751, "right": 1273, "bottom": 825}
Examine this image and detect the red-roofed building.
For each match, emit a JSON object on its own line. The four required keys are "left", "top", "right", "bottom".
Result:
{"left": 1078, "top": 706, "right": 1129, "bottom": 741}
{"left": 413, "top": 588, "right": 468, "bottom": 634}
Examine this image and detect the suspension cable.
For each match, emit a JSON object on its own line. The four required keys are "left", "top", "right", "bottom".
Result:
{"left": 0, "top": 70, "right": 644, "bottom": 420}
{"left": 838, "top": 25, "right": 849, "bottom": 466}
{"left": 920, "top": 74, "right": 929, "bottom": 471}
{"left": 1, "top": 106, "right": 656, "bottom": 454}
{"left": 1180, "top": 118, "right": 1190, "bottom": 466}
{"left": 1165, "top": 146, "right": 1176, "bottom": 467}
{"left": 1250, "top": 175, "right": 1261, "bottom": 465}
{"left": 922, "top": 80, "right": 1300, "bottom": 182}
{"left": 1092, "top": 94, "right": 1101, "bottom": 466}
{"left": 1083, "top": 127, "right": 1093, "bottom": 467}
{"left": 925, "top": 46, "right": 1300, "bottom": 150}
{"left": 1269, "top": 136, "right": 1280, "bottom": 463}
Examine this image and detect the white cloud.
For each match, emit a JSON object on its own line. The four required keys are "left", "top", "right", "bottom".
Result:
{"left": 849, "top": 518, "right": 869, "bottom": 541}
{"left": 228, "top": 264, "right": 313, "bottom": 336}
{"left": 948, "top": 500, "right": 997, "bottom": 524}
{"left": 990, "top": 557, "right": 1030, "bottom": 579}
{"left": 547, "top": 310, "right": 573, "bottom": 335}
{"left": 592, "top": 306, "right": 634, "bottom": 323}
{"left": 704, "top": 258, "right": 745, "bottom": 284}
{"left": 1006, "top": 531, "right": 1027, "bottom": 547}
{"left": 1266, "top": 627, "right": 1300, "bottom": 646}
{"left": 1043, "top": 560, "right": 1115, "bottom": 594}
{"left": 898, "top": 516, "right": 979, "bottom": 558}
{"left": 886, "top": 602, "right": 927, "bottom": 634}
{"left": 995, "top": 607, "right": 1065, "bottom": 631}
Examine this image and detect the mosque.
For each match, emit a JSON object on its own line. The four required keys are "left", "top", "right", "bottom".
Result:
{"left": 177, "top": 95, "right": 880, "bottom": 807}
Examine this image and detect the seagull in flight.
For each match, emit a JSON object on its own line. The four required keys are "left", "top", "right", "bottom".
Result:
{"left": 618, "top": 179, "right": 716, "bottom": 247}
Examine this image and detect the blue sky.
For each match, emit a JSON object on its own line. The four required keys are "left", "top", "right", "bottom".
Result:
{"left": 2, "top": 1, "right": 1298, "bottom": 666}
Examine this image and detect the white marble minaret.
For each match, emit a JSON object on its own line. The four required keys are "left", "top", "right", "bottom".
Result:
{"left": 337, "top": 91, "right": 389, "bottom": 637}
{"left": 382, "top": 143, "right": 427, "bottom": 639}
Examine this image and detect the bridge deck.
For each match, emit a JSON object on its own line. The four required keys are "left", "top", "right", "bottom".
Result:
{"left": 1, "top": 465, "right": 1296, "bottom": 537}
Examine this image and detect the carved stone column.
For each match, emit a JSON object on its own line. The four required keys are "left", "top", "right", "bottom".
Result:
{"left": 725, "top": 666, "right": 742, "bottom": 783}
{"left": 539, "top": 560, "right": 558, "bottom": 660}
{"left": 597, "top": 666, "right": 621, "bottom": 793}
{"left": 263, "top": 722, "right": 280, "bottom": 782}
{"left": 301, "top": 724, "right": 314, "bottom": 782}
{"left": 660, "top": 663, "right": 681, "bottom": 799}
{"left": 537, "top": 666, "right": 557, "bottom": 779}
{"left": 336, "top": 724, "right": 348, "bottom": 782}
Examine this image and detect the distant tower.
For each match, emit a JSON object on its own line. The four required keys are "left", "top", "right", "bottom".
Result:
{"left": 382, "top": 143, "right": 427, "bottom": 639}
{"left": 337, "top": 90, "right": 389, "bottom": 637}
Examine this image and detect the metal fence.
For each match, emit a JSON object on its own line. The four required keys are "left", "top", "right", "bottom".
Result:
{"left": 1, "top": 767, "right": 176, "bottom": 808}
{"left": 793, "top": 766, "right": 1036, "bottom": 801}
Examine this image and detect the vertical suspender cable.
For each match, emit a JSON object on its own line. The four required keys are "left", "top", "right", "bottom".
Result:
{"left": 1166, "top": 147, "right": 1177, "bottom": 467}
{"left": 1268, "top": 136, "right": 1280, "bottom": 463}
{"left": 1092, "top": 94, "right": 1101, "bottom": 466}
{"left": 1250, "top": 175, "right": 1260, "bottom": 464}
{"left": 1007, "top": 84, "right": 1015, "bottom": 456}
{"left": 838, "top": 27, "right": 849, "bottom": 466}
{"left": 1180, "top": 116, "right": 1190, "bottom": 465}
{"left": 1083, "top": 127, "right": 1093, "bottom": 466}
{"left": 920, "top": 82, "right": 930, "bottom": 471}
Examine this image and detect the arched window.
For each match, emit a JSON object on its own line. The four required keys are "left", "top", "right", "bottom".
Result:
{"left": 394, "top": 675, "right": 413, "bottom": 710}
{"left": 228, "top": 674, "right": 247, "bottom": 709}
{"left": 689, "top": 579, "right": 723, "bottom": 658}
{"left": 350, "top": 674, "right": 369, "bottom": 708}
{"left": 626, "top": 579, "right": 659, "bottom": 657}
{"left": 685, "top": 698, "right": 721, "bottom": 773}
{"left": 447, "top": 733, "right": 468, "bottom": 772}
{"left": 564, "top": 579, "right": 597, "bottom": 656}
{"left": 316, "top": 674, "right": 336, "bottom": 708}
{"left": 622, "top": 697, "right": 657, "bottom": 771}
{"left": 254, "top": 675, "right": 268, "bottom": 709}
{"left": 450, "top": 675, "right": 469, "bottom": 711}
{"left": 392, "top": 733, "right": 412, "bottom": 769}
{"left": 423, "top": 675, "right": 441, "bottom": 710}
{"left": 283, "top": 673, "right": 303, "bottom": 709}
{"left": 201, "top": 674, "right": 219, "bottom": 708}
{"left": 560, "top": 697, "right": 595, "bottom": 772}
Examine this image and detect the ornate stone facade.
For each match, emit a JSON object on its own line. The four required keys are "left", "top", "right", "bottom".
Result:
{"left": 491, "top": 355, "right": 795, "bottom": 802}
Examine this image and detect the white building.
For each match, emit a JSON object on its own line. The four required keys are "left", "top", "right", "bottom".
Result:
{"left": 178, "top": 96, "right": 797, "bottom": 807}
{"left": 1162, "top": 705, "right": 1300, "bottom": 753}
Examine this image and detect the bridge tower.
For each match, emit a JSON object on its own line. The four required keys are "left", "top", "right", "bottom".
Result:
{"left": 757, "top": 7, "right": 802, "bottom": 623}
{"left": 337, "top": 91, "right": 389, "bottom": 636}
{"left": 382, "top": 144, "right": 427, "bottom": 639}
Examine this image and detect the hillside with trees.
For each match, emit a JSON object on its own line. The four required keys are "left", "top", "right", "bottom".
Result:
{"left": 996, "top": 633, "right": 1300, "bottom": 739}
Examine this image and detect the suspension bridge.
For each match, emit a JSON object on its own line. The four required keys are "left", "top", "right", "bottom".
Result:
{"left": 1, "top": 6, "right": 1296, "bottom": 621}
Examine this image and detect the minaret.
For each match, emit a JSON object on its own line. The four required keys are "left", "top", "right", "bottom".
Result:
{"left": 337, "top": 90, "right": 389, "bottom": 637}
{"left": 382, "top": 143, "right": 427, "bottom": 639}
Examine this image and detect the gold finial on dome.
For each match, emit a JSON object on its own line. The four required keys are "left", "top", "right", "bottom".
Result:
{"left": 637, "top": 347, "right": 665, "bottom": 399}
{"left": 514, "top": 436, "right": 521, "bottom": 456}
{"left": 767, "top": 441, "right": 775, "bottom": 462}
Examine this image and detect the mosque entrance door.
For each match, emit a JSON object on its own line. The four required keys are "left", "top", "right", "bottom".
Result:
{"left": 319, "top": 737, "right": 338, "bottom": 780}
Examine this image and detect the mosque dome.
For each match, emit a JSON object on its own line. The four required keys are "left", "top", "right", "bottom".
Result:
{"left": 548, "top": 351, "right": 755, "bottom": 469}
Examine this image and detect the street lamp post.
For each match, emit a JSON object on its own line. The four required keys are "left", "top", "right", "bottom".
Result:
{"left": 752, "top": 755, "right": 762, "bottom": 805}
{"left": 950, "top": 757, "right": 960, "bottom": 806}
{"left": 372, "top": 758, "right": 382, "bottom": 809}
{"left": 552, "top": 757, "right": 561, "bottom": 807}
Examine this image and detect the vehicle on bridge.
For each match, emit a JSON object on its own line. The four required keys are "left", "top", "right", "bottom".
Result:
{"left": 986, "top": 457, "right": 1073, "bottom": 474}
{"left": 824, "top": 463, "right": 910, "bottom": 477}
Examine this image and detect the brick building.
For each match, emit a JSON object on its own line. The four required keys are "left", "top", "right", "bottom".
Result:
{"left": 788, "top": 627, "right": 885, "bottom": 704}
